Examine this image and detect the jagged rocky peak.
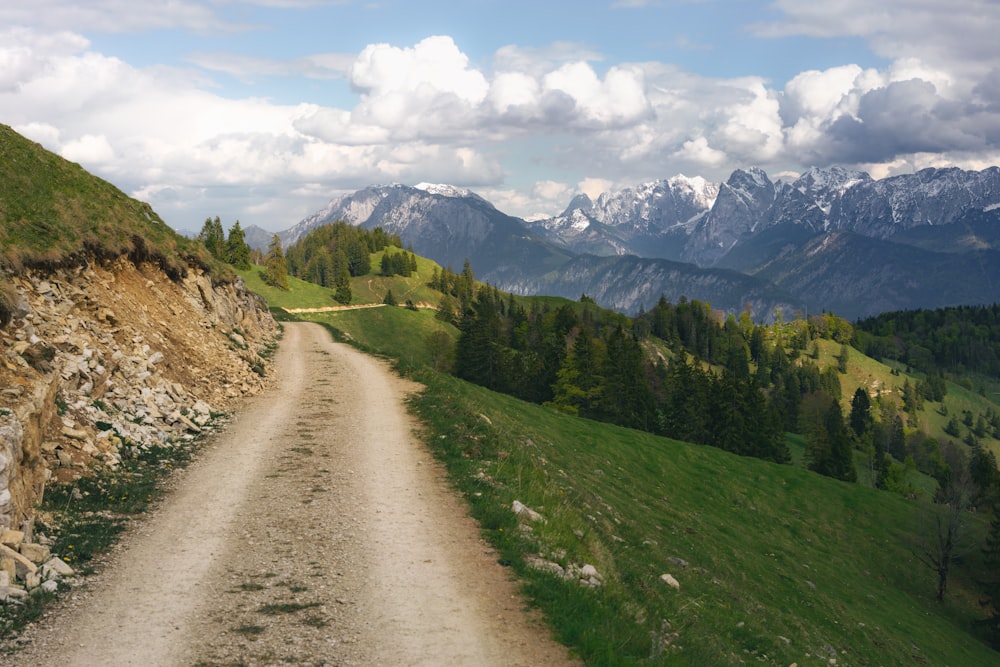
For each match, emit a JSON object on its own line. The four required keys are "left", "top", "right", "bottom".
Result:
{"left": 666, "top": 174, "right": 720, "bottom": 209}
{"left": 561, "top": 193, "right": 594, "bottom": 216}
{"left": 725, "top": 166, "right": 773, "bottom": 193}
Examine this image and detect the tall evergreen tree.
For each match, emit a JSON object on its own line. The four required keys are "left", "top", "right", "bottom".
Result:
{"left": 333, "top": 249, "right": 351, "bottom": 304}
{"left": 548, "top": 327, "right": 607, "bottom": 419}
{"left": 263, "top": 234, "right": 289, "bottom": 290}
{"left": 199, "top": 216, "right": 226, "bottom": 260}
{"left": 225, "top": 221, "right": 252, "bottom": 270}
{"left": 453, "top": 289, "right": 504, "bottom": 391}
{"left": 849, "top": 387, "right": 874, "bottom": 438}
{"left": 803, "top": 393, "right": 856, "bottom": 482}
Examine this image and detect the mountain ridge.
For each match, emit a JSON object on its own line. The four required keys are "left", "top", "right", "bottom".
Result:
{"left": 264, "top": 164, "right": 1000, "bottom": 320}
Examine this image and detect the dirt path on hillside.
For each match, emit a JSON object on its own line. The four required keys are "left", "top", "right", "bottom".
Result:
{"left": 9, "top": 322, "right": 577, "bottom": 666}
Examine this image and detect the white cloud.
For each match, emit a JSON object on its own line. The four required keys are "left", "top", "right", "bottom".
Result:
{"left": 713, "top": 79, "right": 784, "bottom": 160}
{"left": 673, "top": 137, "right": 727, "bottom": 167}
{"left": 578, "top": 178, "right": 614, "bottom": 199}
{"left": 61, "top": 134, "right": 116, "bottom": 165}
{"left": 351, "top": 36, "right": 489, "bottom": 103}
{"left": 543, "top": 62, "right": 652, "bottom": 127}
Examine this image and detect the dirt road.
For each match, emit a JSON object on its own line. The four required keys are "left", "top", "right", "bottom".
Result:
{"left": 11, "top": 322, "right": 577, "bottom": 666}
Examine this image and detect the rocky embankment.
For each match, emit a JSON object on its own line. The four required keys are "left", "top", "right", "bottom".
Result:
{"left": 0, "top": 258, "right": 278, "bottom": 598}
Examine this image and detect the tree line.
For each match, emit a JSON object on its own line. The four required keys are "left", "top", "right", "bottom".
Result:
{"left": 855, "top": 304, "right": 1000, "bottom": 377}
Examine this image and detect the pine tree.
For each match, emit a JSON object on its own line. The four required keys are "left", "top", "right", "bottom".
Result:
{"left": 263, "top": 234, "right": 288, "bottom": 290}
{"left": 548, "top": 328, "right": 607, "bottom": 419}
{"left": 332, "top": 250, "right": 351, "bottom": 304}
{"left": 849, "top": 387, "right": 873, "bottom": 438}
{"left": 453, "top": 290, "right": 504, "bottom": 391}
{"left": 225, "top": 221, "right": 252, "bottom": 270}
{"left": 803, "top": 393, "right": 856, "bottom": 482}
{"left": 199, "top": 216, "right": 225, "bottom": 260}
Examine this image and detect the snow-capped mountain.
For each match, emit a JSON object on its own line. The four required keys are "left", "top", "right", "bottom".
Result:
{"left": 279, "top": 182, "right": 570, "bottom": 279}
{"left": 528, "top": 165, "right": 1000, "bottom": 271}
{"left": 525, "top": 175, "right": 719, "bottom": 260}
{"left": 273, "top": 164, "right": 1000, "bottom": 319}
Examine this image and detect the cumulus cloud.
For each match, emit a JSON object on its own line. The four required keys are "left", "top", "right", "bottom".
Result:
{"left": 673, "top": 137, "right": 727, "bottom": 167}
{"left": 61, "top": 134, "right": 116, "bottom": 165}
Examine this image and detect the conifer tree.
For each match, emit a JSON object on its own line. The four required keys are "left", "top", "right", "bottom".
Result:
{"left": 199, "top": 216, "right": 225, "bottom": 260}
{"left": 849, "top": 387, "right": 873, "bottom": 438}
{"left": 225, "top": 221, "right": 252, "bottom": 270}
{"left": 333, "top": 250, "right": 351, "bottom": 304}
{"left": 263, "top": 234, "right": 289, "bottom": 290}
{"left": 548, "top": 327, "right": 607, "bottom": 419}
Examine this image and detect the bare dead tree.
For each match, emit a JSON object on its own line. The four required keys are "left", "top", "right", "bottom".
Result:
{"left": 916, "top": 458, "right": 974, "bottom": 602}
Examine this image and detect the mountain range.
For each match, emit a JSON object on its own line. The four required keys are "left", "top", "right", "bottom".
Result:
{"left": 249, "top": 166, "right": 1000, "bottom": 321}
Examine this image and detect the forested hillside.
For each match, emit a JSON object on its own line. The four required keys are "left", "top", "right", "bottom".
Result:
{"left": 856, "top": 304, "right": 1000, "bottom": 377}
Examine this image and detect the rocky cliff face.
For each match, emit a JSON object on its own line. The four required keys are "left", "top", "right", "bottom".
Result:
{"left": 0, "top": 258, "right": 278, "bottom": 534}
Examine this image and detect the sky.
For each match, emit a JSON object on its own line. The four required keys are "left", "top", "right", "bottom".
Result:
{"left": 3, "top": 0, "right": 1000, "bottom": 233}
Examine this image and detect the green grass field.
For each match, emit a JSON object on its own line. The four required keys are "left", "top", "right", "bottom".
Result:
{"left": 408, "top": 370, "right": 995, "bottom": 666}
{"left": 251, "top": 269, "right": 1000, "bottom": 666}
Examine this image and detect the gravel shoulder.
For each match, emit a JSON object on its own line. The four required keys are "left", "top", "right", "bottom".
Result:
{"left": 8, "top": 322, "right": 577, "bottom": 666}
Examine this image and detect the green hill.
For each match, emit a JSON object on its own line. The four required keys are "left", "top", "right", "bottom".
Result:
{"left": 0, "top": 124, "right": 219, "bottom": 280}
{"left": 255, "top": 269, "right": 1000, "bottom": 666}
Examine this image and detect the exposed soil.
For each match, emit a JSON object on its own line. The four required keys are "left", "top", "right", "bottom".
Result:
{"left": 8, "top": 322, "right": 578, "bottom": 666}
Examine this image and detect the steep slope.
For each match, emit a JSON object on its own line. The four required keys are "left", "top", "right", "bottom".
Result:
{"left": 0, "top": 124, "right": 214, "bottom": 279}
{"left": 0, "top": 125, "right": 278, "bottom": 547}
{"left": 682, "top": 167, "right": 777, "bottom": 265}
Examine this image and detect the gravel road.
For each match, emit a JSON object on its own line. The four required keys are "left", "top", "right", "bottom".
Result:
{"left": 9, "top": 322, "right": 577, "bottom": 666}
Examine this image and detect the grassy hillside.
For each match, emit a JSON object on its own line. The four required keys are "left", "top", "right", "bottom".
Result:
{"left": 811, "top": 338, "right": 1000, "bottom": 462}
{"left": 253, "top": 270, "right": 1000, "bottom": 666}
{"left": 0, "top": 124, "right": 218, "bottom": 278}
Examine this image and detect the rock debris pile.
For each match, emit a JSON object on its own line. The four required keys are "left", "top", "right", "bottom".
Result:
{"left": 0, "top": 528, "right": 75, "bottom": 601}
{"left": 0, "top": 258, "right": 278, "bottom": 543}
